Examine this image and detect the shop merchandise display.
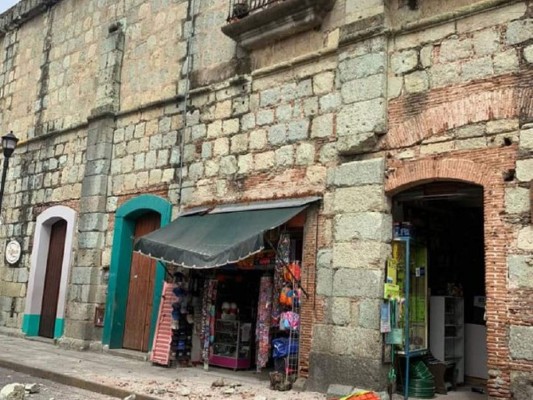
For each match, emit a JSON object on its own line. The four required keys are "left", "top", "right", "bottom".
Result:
{"left": 256, "top": 276, "right": 273, "bottom": 371}
{"left": 170, "top": 272, "right": 193, "bottom": 363}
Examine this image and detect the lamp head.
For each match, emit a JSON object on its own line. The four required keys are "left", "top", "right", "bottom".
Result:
{"left": 2, "top": 131, "right": 19, "bottom": 158}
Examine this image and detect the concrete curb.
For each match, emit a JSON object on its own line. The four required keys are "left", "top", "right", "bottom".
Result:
{"left": 0, "top": 357, "right": 163, "bottom": 400}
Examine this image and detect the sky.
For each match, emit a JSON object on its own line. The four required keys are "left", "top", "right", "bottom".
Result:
{"left": 0, "top": 0, "right": 20, "bottom": 14}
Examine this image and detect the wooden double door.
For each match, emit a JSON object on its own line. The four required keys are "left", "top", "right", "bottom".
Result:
{"left": 123, "top": 212, "right": 161, "bottom": 352}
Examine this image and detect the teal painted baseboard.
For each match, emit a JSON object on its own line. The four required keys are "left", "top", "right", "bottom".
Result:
{"left": 54, "top": 318, "right": 64, "bottom": 338}
{"left": 22, "top": 314, "right": 40, "bottom": 336}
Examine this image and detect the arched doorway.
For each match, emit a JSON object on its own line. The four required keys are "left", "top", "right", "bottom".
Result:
{"left": 23, "top": 206, "right": 77, "bottom": 338}
{"left": 392, "top": 181, "right": 487, "bottom": 388}
{"left": 102, "top": 195, "right": 172, "bottom": 352}
{"left": 385, "top": 156, "right": 512, "bottom": 397}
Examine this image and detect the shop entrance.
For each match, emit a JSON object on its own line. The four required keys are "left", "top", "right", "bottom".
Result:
{"left": 392, "top": 181, "right": 487, "bottom": 393}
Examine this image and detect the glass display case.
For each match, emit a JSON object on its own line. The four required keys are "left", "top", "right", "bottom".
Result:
{"left": 392, "top": 237, "right": 428, "bottom": 355}
{"left": 209, "top": 320, "right": 251, "bottom": 370}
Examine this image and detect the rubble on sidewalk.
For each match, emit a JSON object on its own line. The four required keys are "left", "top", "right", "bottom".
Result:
{"left": 0, "top": 383, "right": 25, "bottom": 400}
{"left": 24, "top": 383, "right": 40, "bottom": 394}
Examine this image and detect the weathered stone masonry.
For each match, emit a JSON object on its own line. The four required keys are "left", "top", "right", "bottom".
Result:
{"left": 0, "top": 0, "right": 531, "bottom": 397}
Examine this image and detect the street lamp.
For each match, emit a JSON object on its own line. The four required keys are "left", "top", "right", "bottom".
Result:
{"left": 0, "top": 131, "right": 19, "bottom": 214}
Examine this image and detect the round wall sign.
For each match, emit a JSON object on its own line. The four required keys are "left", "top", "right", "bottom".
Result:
{"left": 5, "top": 240, "right": 21, "bottom": 265}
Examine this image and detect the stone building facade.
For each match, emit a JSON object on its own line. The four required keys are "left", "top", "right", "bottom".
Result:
{"left": 0, "top": 0, "right": 532, "bottom": 398}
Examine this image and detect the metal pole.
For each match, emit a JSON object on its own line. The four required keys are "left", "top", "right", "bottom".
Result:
{"left": 0, "top": 156, "right": 10, "bottom": 214}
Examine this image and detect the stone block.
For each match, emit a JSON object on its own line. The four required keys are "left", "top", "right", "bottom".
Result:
{"left": 81, "top": 175, "right": 108, "bottom": 197}
{"left": 440, "top": 37, "right": 473, "bottom": 62}
{"left": 333, "top": 241, "right": 390, "bottom": 270}
{"left": 256, "top": 109, "right": 274, "bottom": 126}
{"left": 337, "top": 98, "right": 386, "bottom": 136}
{"left": 249, "top": 129, "right": 267, "bottom": 150}
{"left": 333, "top": 185, "right": 388, "bottom": 213}
{"left": 314, "top": 71, "right": 335, "bottom": 95}
{"left": 334, "top": 213, "right": 392, "bottom": 242}
{"left": 390, "top": 49, "right": 418, "bottom": 75}
{"left": 238, "top": 153, "right": 253, "bottom": 174}
{"left": 328, "top": 297, "right": 352, "bottom": 326}
{"left": 214, "top": 138, "right": 229, "bottom": 156}
{"left": 296, "top": 143, "right": 315, "bottom": 166}
{"left": 332, "top": 158, "right": 385, "bottom": 187}
{"left": 506, "top": 19, "right": 533, "bottom": 45}
{"left": 473, "top": 28, "right": 500, "bottom": 56}
{"left": 487, "top": 119, "right": 519, "bottom": 134}
{"left": 312, "top": 114, "right": 334, "bottom": 138}
{"left": 260, "top": 87, "right": 280, "bottom": 107}
{"left": 78, "top": 232, "right": 105, "bottom": 249}
{"left": 429, "top": 62, "right": 461, "bottom": 88}
{"left": 222, "top": 118, "right": 240, "bottom": 136}
{"left": 317, "top": 249, "right": 332, "bottom": 269}
{"left": 420, "top": 45, "right": 433, "bottom": 68}
{"left": 320, "top": 143, "right": 338, "bottom": 164}
{"left": 220, "top": 156, "right": 237, "bottom": 176}
{"left": 359, "top": 298, "right": 380, "bottom": 329}
{"left": 508, "top": 255, "right": 533, "bottom": 288}
{"left": 307, "top": 352, "right": 387, "bottom": 393}
{"left": 275, "top": 145, "right": 294, "bottom": 167}
{"left": 280, "top": 83, "right": 297, "bottom": 102}
{"left": 303, "top": 97, "right": 319, "bottom": 117}
{"left": 297, "top": 79, "right": 313, "bottom": 98}
{"left": 191, "top": 124, "right": 206, "bottom": 140}
{"left": 254, "top": 151, "right": 275, "bottom": 171}
{"left": 79, "top": 213, "right": 108, "bottom": 232}
{"left": 276, "top": 104, "right": 293, "bottom": 122}
{"left": 524, "top": 45, "right": 533, "bottom": 63}
{"left": 494, "top": 49, "right": 519, "bottom": 75}
{"left": 241, "top": 113, "right": 255, "bottom": 131}
{"left": 71, "top": 267, "right": 100, "bottom": 285}
{"left": 505, "top": 187, "right": 530, "bottom": 214}
{"left": 404, "top": 70, "right": 428, "bottom": 93}
{"left": 201, "top": 142, "right": 212, "bottom": 159}
{"left": 207, "top": 120, "right": 222, "bottom": 139}
{"left": 338, "top": 53, "right": 385, "bottom": 83}
{"left": 333, "top": 268, "right": 383, "bottom": 298}
{"left": 520, "top": 128, "right": 533, "bottom": 150}
{"left": 517, "top": 226, "right": 533, "bottom": 251}
{"left": 461, "top": 56, "right": 493, "bottom": 82}
{"left": 288, "top": 119, "right": 310, "bottom": 142}
{"left": 319, "top": 93, "right": 341, "bottom": 113}
{"left": 188, "top": 162, "right": 204, "bottom": 181}
{"left": 510, "top": 371, "right": 533, "bottom": 400}
{"left": 510, "top": 326, "right": 533, "bottom": 360}
{"left": 317, "top": 268, "right": 333, "bottom": 296}
{"left": 327, "top": 384, "right": 354, "bottom": 399}
{"left": 268, "top": 124, "right": 288, "bottom": 146}
{"left": 516, "top": 159, "right": 533, "bottom": 182}
{"left": 230, "top": 133, "right": 248, "bottom": 154}
{"left": 205, "top": 160, "right": 219, "bottom": 177}
{"left": 341, "top": 74, "right": 384, "bottom": 104}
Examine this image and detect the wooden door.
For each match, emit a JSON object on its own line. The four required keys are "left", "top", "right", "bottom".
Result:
{"left": 123, "top": 212, "right": 161, "bottom": 352}
{"left": 39, "top": 219, "right": 67, "bottom": 338}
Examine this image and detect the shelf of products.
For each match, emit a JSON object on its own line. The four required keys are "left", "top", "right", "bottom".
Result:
{"left": 209, "top": 320, "right": 251, "bottom": 370}
{"left": 430, "top": 296, "right": 464, "bottom": 384}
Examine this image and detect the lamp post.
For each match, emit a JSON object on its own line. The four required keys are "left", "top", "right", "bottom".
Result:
{"left": 0, "top": 131, "right": 19, "bottom": 214}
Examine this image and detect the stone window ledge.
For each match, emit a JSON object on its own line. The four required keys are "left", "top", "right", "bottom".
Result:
{"left": 221, "top": 0, "right": 336, "bottom": 50}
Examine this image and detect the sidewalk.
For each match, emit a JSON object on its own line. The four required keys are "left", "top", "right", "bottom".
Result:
{"left": 0, "top": 335, "right": 326, "bottom": 400}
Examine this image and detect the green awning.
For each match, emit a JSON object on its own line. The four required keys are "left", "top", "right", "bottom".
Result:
{"left": 133, "top": 197, "right": 319, "bottom": 269}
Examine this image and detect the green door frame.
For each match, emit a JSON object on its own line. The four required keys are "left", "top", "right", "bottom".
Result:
{"left": 102, "top": 194, "right": 172, "bottom": 351}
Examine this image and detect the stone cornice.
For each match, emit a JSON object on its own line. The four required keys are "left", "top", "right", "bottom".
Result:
{"left": 0, "top": 0, "right": 61, "bottom": 37}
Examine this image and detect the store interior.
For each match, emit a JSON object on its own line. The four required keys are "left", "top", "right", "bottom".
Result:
{"left": 392, "top": 181, "right": 488, "bottom": 396}
{"left": 158, "top": 216, "right": 307, "bottom": 389}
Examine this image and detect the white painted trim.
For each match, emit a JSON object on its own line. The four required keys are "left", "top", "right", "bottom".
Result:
{"left": 25, "top": 206, "right": 77, "bottom": 320}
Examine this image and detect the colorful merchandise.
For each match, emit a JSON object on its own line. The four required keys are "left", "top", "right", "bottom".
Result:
{"left": 256, "top": 275, "right": 273, "bottom": 370}
{"left": 272, "top": 233, "right": 290, "bottom": 324}
{"left": 201, "top": 279, "right": 218, "bottom": 364}
{"left": 279, "top": 311, "right": 299, "bottom": 331}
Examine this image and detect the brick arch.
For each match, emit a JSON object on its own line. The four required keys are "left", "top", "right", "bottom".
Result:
{"left": 385, "top": 157, "right": 512, "bottom": 399}
{"left": 385, "top": 158, "right": 497, "bottom": 194}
